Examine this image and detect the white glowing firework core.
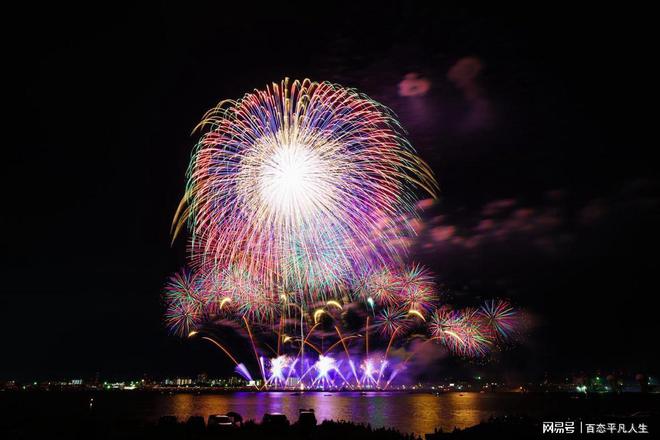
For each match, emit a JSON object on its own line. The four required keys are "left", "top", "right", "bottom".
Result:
{"left": 258, "top": 143, "right": 328, "bottom": 219}
{"left": 363, "top": 359, "right": 375, "bottom": 378}
{"left": 315, "top": 355, "right": 336, "bottom": 378}
{"left": 270, "top": 355, "right": 289, "bottom": 381}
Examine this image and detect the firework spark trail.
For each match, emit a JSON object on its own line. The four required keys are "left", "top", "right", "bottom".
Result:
{"left": 266, "top": 355, "right": 289, "bottom": 386}
{"left": 335, "top": 326, "right": 360, "bottom": 384}
{"left": 374, "top": 357, "right": 389, "bottom": 388}
{"left": 200, "top": 336, "right": 240, "bottom": 366}
{"left": 235, "top": 364, "right": 254, "bottom": 383}
{"left": 326, "top": 300, "right": 343, "bottom": 311}
{"left": 384, "top": 326, "right": 401, "bottom": 360}
{"left": 365, "top": 316, "right": 370, "bottom": 358}
{"left": 385, "top": 368, "right": 401, "bottom": 389}
{"left": 277, "top": 315, "right": 284, "bottom": 355}
{"left": 285, "top": 358, "right": 299, "bottom": 384}
{"left": 355, "top": 267, "right": 401, "bottom": 306}
{"left": 324, "top": 335, "right": 359, "bottom": 354}
{"left": 243, "top": 317, "right": 267, "bottom": 386}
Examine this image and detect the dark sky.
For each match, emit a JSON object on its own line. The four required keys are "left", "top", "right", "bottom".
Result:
{"left": 3, "top": 3, "right": 658, "bottom": 381}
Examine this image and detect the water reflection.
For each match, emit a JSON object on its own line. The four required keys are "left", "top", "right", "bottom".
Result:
{"left": 154, "top": 392, "right": 502, "bottom": 434}
{"left": 5, "top": 390, "right": 655, "bottom": 437}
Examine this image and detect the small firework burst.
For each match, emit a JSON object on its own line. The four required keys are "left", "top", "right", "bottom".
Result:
{"left": 429, "top": 306, "right": 467, "bottom": 353}
{"left": 163, "top": 269, "right": 204, "bottom": 336}
{"left": 194, "top": 268, "right": 227, "bottom": 316}
{"left": 479, "top": 299, "right": 519, "bottom": 339}
{"left": 456, "top": 308, "right": 493, "bottom": 358}
{"left": 399, "top": 265, "right": 437, "bottom": 314}
{"left": 219, "top": 265, "right": 279, "bottom": 323}
{"left": 374, "top": 306, "right": 409, "bottom": 337}
{"left": 220, "top": 265, "right": 260, "bottom": 302}
{"left": 355, "top": 267, "right": 401, "bottom": 306}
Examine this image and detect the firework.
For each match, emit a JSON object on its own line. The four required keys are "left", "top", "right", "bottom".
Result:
{"left": 355, "top": 267, "right": 401, "bottom": 306}
{"left": 197, "top": 269, "right": 229, "bottom": 316}
{"left": 220, "top": 264, "right": 279, "bottom": 323}
{"left": 456, "top": 308, "right": 493, "bottom": 357}
{"left": 185, "top": 295, "right": 520, "bottom": 389}
{"left": 163, "top": 269, "right": 204, "bottom": 336}
{"left": 266, "top": 355, "right": 291, "bottom": 387}
{"left": 479, "top": 299, "right": 519, "bottom": 339}
{"left": 173, "top": 78, "right": 436, "bottom": 300}
{"left": 314, "top": 355, "right": 338, "bottom": 383}
{"left": 399, "top": 264, "right": 437, "bottom": 314}
{"left": 429, "top": 305, "right": 499, "bottom": 357}
{"left": 374, "top": 306, "right": 409, "bottom": 337}
{"left": 429, "top": 307, "right": 467, "bottom": 353}
{"left": 162, "top": 79, "right": 522, "bottom": 389}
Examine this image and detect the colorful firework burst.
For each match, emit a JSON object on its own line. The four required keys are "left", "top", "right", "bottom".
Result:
{"left": 164, "top": 269, "right": 204, "bottom": 336}
{"left": 429, "top": 306, "right": 467, "bottom": 353}
{"left": 399, "top": 264, "right": 437, "bottom": 314}
{"left": 455, "top": 307, "right": 493, "bottom": 358}
{"left": 355, "top": 267, "right": 401, "bottom": 306}
{"left": 219, "top": 264, "right": 279, "bottom": 323}
{"left": 479, "top": 298, "right": 519, "bottom": 339}
{"left": 172, "top": 78, "right": 436, "bottom": 299}
{"left": 374, "top": 306, "right": 409, "bottom": 337}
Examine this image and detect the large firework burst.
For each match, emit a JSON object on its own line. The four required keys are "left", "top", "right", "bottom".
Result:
{"left": 172, "top": 78, "right": 436, "bottom": 299}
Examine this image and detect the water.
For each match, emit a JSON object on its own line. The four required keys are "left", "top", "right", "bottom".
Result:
{"left": 2, "top": 391, "right": 657, "bottom": 435}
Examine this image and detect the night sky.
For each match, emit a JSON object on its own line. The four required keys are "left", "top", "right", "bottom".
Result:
{"left": 3, "top": 3, "right": 658, "bottom": 381}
